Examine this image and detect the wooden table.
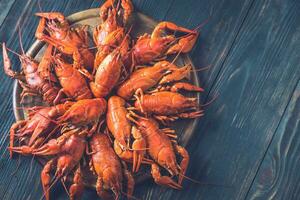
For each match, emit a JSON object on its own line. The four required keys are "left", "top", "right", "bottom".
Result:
{"left": 0, "top": 0, "right": 299, "bottom": 199}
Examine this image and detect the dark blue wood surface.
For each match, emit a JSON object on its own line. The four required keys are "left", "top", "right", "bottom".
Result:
{"left": 0, "top": 0, "right": 299, "bottom": 200}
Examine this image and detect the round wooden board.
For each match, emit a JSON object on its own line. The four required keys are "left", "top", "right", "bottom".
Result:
{"left": 12, "top": 8, "right": 200, "bottom": 187}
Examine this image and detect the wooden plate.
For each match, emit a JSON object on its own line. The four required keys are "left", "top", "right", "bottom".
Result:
{"left": 12, "top": 8, "right": 200, "bottom": 187}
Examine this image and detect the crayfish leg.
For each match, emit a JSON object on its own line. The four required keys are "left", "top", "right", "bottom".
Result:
{"left": 154, "top": 115, "right": 178, "bottom": 125}
{"left": 176, "top": 110, "right": 204, "bottom": 119}
{"left": 9, "top": 120, "right": 27, "bottom": 158}
{"left": 19, "top": 81, "right": 39, "bottom": 104}
{"left": 114, "top": 140, "right": 151, "bottom": 167}
{"left": 30, "top": 137, "right": 45, "bottom": 149}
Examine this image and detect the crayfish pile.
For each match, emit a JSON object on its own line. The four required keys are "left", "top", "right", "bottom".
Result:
{"left": 4, "top": 0, "right": 204, "bottom": 199}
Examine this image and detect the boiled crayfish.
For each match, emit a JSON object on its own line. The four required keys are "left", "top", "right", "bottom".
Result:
{"left": 130, "top": 21, "right": 199, "bottom": 65}
{"left": 3, "top": 43, "right": 64, "bottom": 105}
{"left": 35, "top": 12, "right": 95, "bottom": 78}
{"left": 127, "top": 115, "right": 189, "bottom": 189}
{"left": 107, "top": 96, "right": 148, "bottom": 172}
{"left": 89, "top": 133, "right": 135, "bottom": 199}
{"left": 117, "top": 60, "right": 203, "bottom": 100}
{"left": 4, "top": 0, "right": 208, "bottom": 199}
{"left": 134, "top": 90, "right": 203, "bottom": 124}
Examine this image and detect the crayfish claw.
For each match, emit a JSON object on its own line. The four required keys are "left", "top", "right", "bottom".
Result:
{"left": 9, "top": 145, "right": 33, "bottom": 155}
{"left": 177, "top": 110, "right": 204, "bottom": 119}
{"left": 158, "top": 176, "right": 182, "bottom": 190}
{"left": 151, "top": 163, "right": 182, "bottom": 190}
{"left": 166, "top": 32, "right": 199, "bottom": 55}
{"left": 35, "top": 12, "right": 66, "bottom": 22}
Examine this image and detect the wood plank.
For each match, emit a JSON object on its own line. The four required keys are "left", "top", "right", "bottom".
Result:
{"left": 133, "top": 0, "right": 254, "bottom": 198}
{"left": 90, "top": 0, "right": 175, "bottom": 21}
{"left": 0, "top": 1, "right": 299, "bottom": 200}
{"left": 162, "top": 0, "right": 255, "bottom": 100}
{"left": 0, "top": 0, "right": 16, "bottom": 26}
{"left": 0, "top": 1, "right": 95, "bottom": 200}
{"left": 132, "top": 0, "right": 175, "bottom": 20}
{"left": 136, "top": 0, "right": 300, "bottom": 199}
{"left": 246, "top": 80, "right": 300, "bottom": 199}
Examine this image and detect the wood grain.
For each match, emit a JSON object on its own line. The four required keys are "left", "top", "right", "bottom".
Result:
{"left": 164, "top": 0, "right": 255, "bottom": 100}
{"left": 246, "top": 81, "right": 300, "bottom": 199}
{"left": 0, "top": 0, "right": 300, "bottom": 200}
{"left": 135, "top": 0, "right": 300, "bottom": 199}
{"left": 0, "top": 0, "right": 16, "bottom": 26}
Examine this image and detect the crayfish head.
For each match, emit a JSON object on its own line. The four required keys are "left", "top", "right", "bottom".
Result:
{"left": 20, "top": 55, "right": 39, "bottom": 74}
{"left": 47, "top": 19, "right": 69, "bottom": 39}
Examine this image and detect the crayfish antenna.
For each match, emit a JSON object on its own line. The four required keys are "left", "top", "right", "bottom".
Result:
{"left": 39, "top": 174, "right": 62, "bottom": 200}
{"left": 61, "top": 179, "right": 71, "bottom": 199}
{"left": 120, "top": 25, "right": 133, "bottom": 47}
{"left": 1, "top": 43, "right": 22, "bottom": 57}
{"left": 200, "top": 93, "right": 219, "bottom": 107}
{"left": 115, "top": 0, "right": 121, "bottom": 11}
{"left": 37, "top": 0, "right": 43, "bottom": 12}
{"left": 192, "top": 16, "right": 211, "bottom": 33}
{"left": 10, "top": 154, "right": 21, "bottom": 175}
{"left": 120, "top": 190, "right": 140, "bottom": 200}
{"left": 192, "top": 64, "right": 212, "bottom": 72}
{"left": 178, "top": 172, "right": 232, "bottom": 188}
{"left": 36, "top": 112, "right": 58, "bottom": 124}
{"left": 167, "top": 43, "right": 183, "bottom": 67}
{"left": 17, "top": 23, "right": 25, "bottom": 55}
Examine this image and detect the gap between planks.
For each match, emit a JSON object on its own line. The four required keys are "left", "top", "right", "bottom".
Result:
{"left": 244, "top": 77, "right": 300, "bottom": 200}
